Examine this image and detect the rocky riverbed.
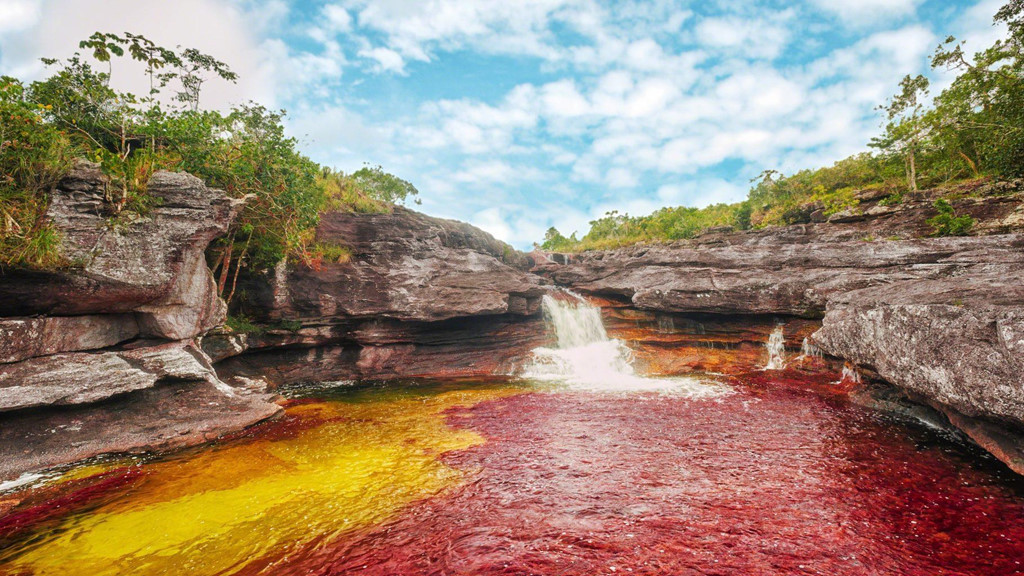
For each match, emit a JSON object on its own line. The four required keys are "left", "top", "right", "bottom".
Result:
{"left": 1, "top": 164, "right": 1023, "bottom": 479}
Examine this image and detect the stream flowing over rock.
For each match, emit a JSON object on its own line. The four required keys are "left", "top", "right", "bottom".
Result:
{"left": 534, "top": 198, "right": 1024, "bottom": 473}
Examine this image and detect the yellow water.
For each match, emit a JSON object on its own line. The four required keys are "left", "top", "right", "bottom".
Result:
{"left": 0, "top": 381, "right": 522, "bottom": 576}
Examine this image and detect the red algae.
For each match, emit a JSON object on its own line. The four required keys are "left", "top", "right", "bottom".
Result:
{"left": 266, "top": 377, "right": 1024, "bottom": 576}
{"left": 3, "top": 376, "right": 1024, "bottom": 576}
{"left": 0, "top": 467, "right": 146, "bottom": 541}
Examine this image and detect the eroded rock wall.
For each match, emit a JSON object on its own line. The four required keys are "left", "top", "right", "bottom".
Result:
{"left": 218, "top": 207, "right": 550, "bottom": 385}
{"left": 0, "top": 162, "right": 280, "bottom": 481}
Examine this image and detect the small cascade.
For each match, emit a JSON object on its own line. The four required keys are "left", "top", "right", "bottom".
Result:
{"left": 800, "top": 337, "right": 821, "bottom": 359}
{"left": 764, "top": 326, "right": 786, "bottom": 370}
{"left": 795, "top": 337, "right": 822, "bottom": 364}
{"left": 522, "top": 291, "right": 723, "bottom": 395}
{"left": 840, "top": 363, "right": 862, "bottom": 384}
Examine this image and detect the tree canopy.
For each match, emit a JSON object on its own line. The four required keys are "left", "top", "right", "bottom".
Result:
{"left": 1, "top": 33, "right": 419, "bottom": 303}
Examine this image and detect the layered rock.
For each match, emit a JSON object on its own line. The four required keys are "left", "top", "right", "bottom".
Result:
{"left": 536, "top": 213, "right": 1024, "bottom": 471}
{"left": 0, "top": 162, "right": 280, "bottom": 481}
{"left": 813, "top": 279, "right": 1024, "bottom": 473}
{"left": 538, "top": 233, "right": 1024, "bottom": 317}
{"left": 219, "top": 207, "right": 549, "bottom": 385}
{"left": 0, "top": 162, "right": 242, "bottom": 341}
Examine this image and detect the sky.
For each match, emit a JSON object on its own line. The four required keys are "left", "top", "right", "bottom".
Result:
{"left": 0, "top": 0, "right": 1009, "bottom": 248}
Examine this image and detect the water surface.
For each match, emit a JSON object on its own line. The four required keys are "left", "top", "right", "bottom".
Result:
{"left": 1, "top": 375, "right": 1023, "bottom": 575}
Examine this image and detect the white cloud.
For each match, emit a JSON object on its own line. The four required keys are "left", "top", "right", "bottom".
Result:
{"left": 694, "top": 14, "right": 792, "bottom": 59}
{"left": 0, "top": 0, "right": 39, "bottom": 35}
{"left": 358, "top": 46, "right": 405, "bottom": 73}
{"left": 809, "top": 0, "right": 924, "bottom": 24}
{"left": 323, "top": 4, "right": 353, "bottom": 31}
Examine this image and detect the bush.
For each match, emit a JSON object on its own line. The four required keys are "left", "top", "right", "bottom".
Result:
{"left": 926, "top": 199, "right": 975, "bottom": 236}
{"left": 1, "top": 32, "right": 421, "bottom": 306}
{"left": 0, "top": 77, "right": 79, "bottom": 269}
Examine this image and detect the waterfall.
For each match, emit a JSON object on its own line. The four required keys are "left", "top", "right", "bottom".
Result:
{"left": 795, "top": 337, "right": 822, "bottom": 364}
{"left": 840, "top": 363, "right": 862, "bottom": 384}
{"left": 522, "top": 291, "right": 724, "bottom": 395}
{"left": 800, "top": 337, "right": 821, "bottom": 359}
{"left": 764, "top": 326, "right": 786, "bottom": 370}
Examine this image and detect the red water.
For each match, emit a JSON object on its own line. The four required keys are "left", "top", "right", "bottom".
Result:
{"left": 260, "top": 378, "right": 1024, "bottom": 576}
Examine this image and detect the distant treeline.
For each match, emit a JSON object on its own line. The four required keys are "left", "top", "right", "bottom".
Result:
{"left": 541, "top": 1, "right": 1024, "bottom": 252}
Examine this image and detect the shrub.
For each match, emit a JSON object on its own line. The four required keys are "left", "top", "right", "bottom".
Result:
{"left": 878, "top": 191, "right": 903, "bottom": 206}
{"left": 926, "top": 199, "right": 975, "bottom": 236}
{"left": 0, "top": 77, "right": 79, "bottom": 269}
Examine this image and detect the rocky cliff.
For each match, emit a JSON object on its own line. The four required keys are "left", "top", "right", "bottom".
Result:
{"left": 535, "top": 188, "right": 1024, "bottom": 473}
{"left": 0, "top": 167, "right": 549, "bottom": 481}
{"left": 210, "top": 207, "right": 549, "bottom": 385}
{"left": 0, "top": 162, "right": 282, "bottom": 480}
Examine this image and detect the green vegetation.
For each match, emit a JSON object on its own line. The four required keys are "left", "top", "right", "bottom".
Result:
{"left": 927, "top": 199, "right": 975, "bottom": 236}
{"left": 541, "top": 2, "right": 1024, "bottom": 252}
{"left": 0, "top": 79, "right": 77, "bottom": 268}
{"left": 226, "top": 314, "right": 303, "bottom": 335}
{"left": 0, "top": 32, "right": 418, "bottom": 303}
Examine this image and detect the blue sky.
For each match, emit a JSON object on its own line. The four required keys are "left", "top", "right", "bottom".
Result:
{"left": 0, "top": 0, "right": 1007, "bottom": 248}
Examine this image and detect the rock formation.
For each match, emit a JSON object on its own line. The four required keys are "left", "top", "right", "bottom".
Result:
{"left": 0, "top": 162, "right": 279, "bottom": 480}
{"left": 0, "top": 166, "right": 549, "bottom": 480}
{"left": 534, "top": 186, "right": 1024, "bottom": 473}
{"left": 214, "top": 207, "right": 549, "bottom": 385}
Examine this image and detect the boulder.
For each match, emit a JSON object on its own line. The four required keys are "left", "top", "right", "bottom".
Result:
{"left": 0, "top": 162, "right": 242, "bottom": 341}
{"left": 813, "top": 280, "right": 1024, "bottom": 426}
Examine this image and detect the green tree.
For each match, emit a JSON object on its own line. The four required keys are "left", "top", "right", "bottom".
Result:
{"left": 871, "top": 74, "right": 931, "bottom": 191}
{"left": 350, "top": 164, "right": 420, "bottom": 205}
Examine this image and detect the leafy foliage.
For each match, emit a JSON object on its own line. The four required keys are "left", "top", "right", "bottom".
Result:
{"left": 1, "top": 33, "right": 419, "bottom": 301}
{"left": 0, "top": 77, "right": 79, "bottom": 268}
{"left": 926, "top": 199, "right": 975, "bottom": 236}
{"left": 350, "top": 164, "right": 419, "bottom": 206}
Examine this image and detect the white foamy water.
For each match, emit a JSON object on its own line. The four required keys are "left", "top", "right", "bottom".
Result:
{"left": 0, "top": 471, "right": 50, "bottom": 494}
{"left": 521, "top": 291, "right": 727, "bottom": 396}
{"left": 763, "top": 326, "right": 786, "bottom": 370}
{"left": 840, "top": 364, "right": 862, "bottom": 384}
